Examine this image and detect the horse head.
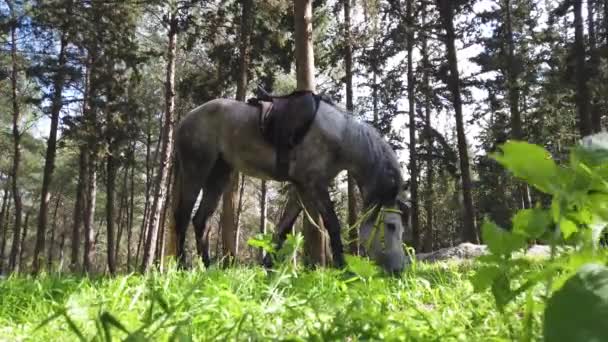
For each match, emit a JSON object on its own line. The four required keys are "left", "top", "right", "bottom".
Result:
{"left": 359, "top": 162, "right": 408, "bottom": 274}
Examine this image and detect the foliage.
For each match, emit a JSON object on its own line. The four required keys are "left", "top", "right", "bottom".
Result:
{"left": 472, "top": 134, "right": 608, "bottom": 341}
{"left": 0, "top": 259, "right": 545, "bottom": 340}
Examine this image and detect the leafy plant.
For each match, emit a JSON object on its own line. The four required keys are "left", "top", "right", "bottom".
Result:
{"left": 472, "top": 135, "right": 608, "bottom": 341}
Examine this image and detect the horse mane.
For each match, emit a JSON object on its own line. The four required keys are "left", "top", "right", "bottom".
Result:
{"left": 322, "top": 100, "right": 403, "bottom": 205}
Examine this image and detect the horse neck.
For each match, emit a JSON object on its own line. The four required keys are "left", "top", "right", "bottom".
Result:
{"left": 341, "top": 122, "right": 384, "bottom": 207}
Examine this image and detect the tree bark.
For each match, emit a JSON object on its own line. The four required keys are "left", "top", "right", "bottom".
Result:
{"left": 47, "top": 196, "right": 61, "bottom": 271}
{"left": 127, "top": 151, "right": 135, "bottom": 270}
{"left": 58, "top": 232, "right": 65, "bottom": 273}
{"left": 604, "top": 0, "right": 608, "bottom": 45}
{"left": 344, "top": 0, "right": 359, "bottom": 256}
{"left": 406, "top": 0, "right": 420, "bottom": 251}
{"left": 82, "top": 51, "right": 98, "bottom": 274}
{"left": 71, "top": 145, "right": 87, "bottom": 271}
{"left": 503, "top": 0, "right": 530, "bottom": 209}
{"left": 135, "top": 111, "right": 154, "bottom": 266}
{"left": 105, "top": 144, "right": 118, "bottom": 274}
{"left": 0, "top": 187, "right": 10, "bottom": 273}
{"left": 574, "top": 0, "right": 592, "bottom": 136}
{"left": 294, "top": 0, "right": 328, "bottom": 265}
{"left": 259, "top": 180, "right": 267, "bottom": 261}
{"left": 437, "top": 0, "right": 478, "bottom": 243}
{"left": 236, "top": 174, "right": 246, "bottom": 229}
{"left": 83, "top": 153, "right": 97, "bottom": 273}
{"left": 421, "top": 4, "right": 434, "bottom": 253}
{"left": 141, "top": 13, "right": 178, "bottom": 272}
{"left": 18, "top": 211, "right": 30, "bottom": 270}
{"left": 220, "top": 0, "right": 253, "bottom": 265}
{"left": 588, "top": 0, "right": 602, "bottom": 132}
{"left": 114, "top": 166, "right": 129, "bottom": 268}
{"left": 8, "top": 1, "right": 23, "bottom": 273}
{"left": 33, "top": 28, "right": 68, "bottom": 274}
{"left": 294, "top": 0, "right": 316, "bottom": 91}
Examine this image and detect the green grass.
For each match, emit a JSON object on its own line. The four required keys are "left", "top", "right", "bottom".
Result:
{"left": 0, "top": 260, "right": 543, "bottom": 341}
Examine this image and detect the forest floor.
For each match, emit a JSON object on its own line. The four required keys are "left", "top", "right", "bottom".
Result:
{"left": 0, "top": 254, "right": 545, "bottom": 341}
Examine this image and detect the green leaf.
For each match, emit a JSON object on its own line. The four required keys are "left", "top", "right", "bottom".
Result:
{"left": 559, "top": 218, "right": 578, "bottom": 240}
{"left": 481, "top": 220, "right": 526, "bottom": 257}
{"left": 588, "top": 193, "right": 608, "bottom": 222}
{"left": 247, "top": 234, "right": 276, "bottom": 254}
{"left": 491, "top": 273, "right": 513, "bottom": 312}
{"left": 491, "top": 141, "right": 559, "bottom": 194}
{"left": 345, "top": 255, "right": 379, "bottom": 279}
{"left": 544, "top": 263, "right": 608, "bottom": 342}
{"left": 512, "top": 208, "right": 552, "bottom": 239}
{"left": 471, "top": 265, "right": 501, "bottom": 292}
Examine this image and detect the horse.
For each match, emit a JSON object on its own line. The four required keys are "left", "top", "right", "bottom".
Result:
{"left": 173, "top": 93, "right": 408, "bottom": 273}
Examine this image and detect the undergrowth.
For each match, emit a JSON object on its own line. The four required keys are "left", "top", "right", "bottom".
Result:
{"left": 0, "top": 259, "right": 542, "bottom": 341}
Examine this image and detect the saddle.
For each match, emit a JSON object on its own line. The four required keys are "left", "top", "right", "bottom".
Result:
{"left": 247, "top": 90, "right": 321, "bottom": 180}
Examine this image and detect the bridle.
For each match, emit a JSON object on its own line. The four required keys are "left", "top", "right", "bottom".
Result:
{"left": 353, "top": 205, "right": 402, "bottom": 255}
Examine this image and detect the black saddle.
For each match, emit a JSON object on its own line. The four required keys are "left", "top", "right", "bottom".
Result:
{"left": 247, "top": 90, "right": 321, "bottom": 180}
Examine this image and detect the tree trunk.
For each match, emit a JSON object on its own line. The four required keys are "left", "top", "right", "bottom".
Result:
{"left": 105, "top": 145, "right": 118, "bottom": 274}
{"left": 220, "top": 175, "right": 239, "bottom": 264}
{"left": 294, "top": 0, "right": 316, "bottom": 91}
{"left": 421, "top": 4, "right": 434, "bottom": 253}
{"left": 295, "top": 0, "right": 328, "bottom": 264}
{"left": 437, "top": 0, "right": 478, "bottom": 243}
{"left": 47, "top": 196, "right": 61, "bottom": 271}
{"left": 83, "top": 153, "right": 97, "bottom": 273}
{"left": 114, "top": 166, "right": 129, "bottom": 268}
{"left": 588, "top": 0, "right": 602, "bottom": 132}
{"left": 236, "top": 174, "right": 246, "bottom": 228}
{"left": 220, "top": 0, "right": 253, "bottom": 265}
{"left": 33, "top": 32, "right": 68, "bottom": 273}
{"left": 406, "top": 0, "right": 420, "bottom": 251}
{"left": 58, "top": 232, "right": 65, "bottom": 273}
{"left": 71, "top": 145, "right": 87, "bottom": 271}
{"left": 141, "top": 13, "right": 178, "bottom": 272}
{"left": 18, "top": 211, "right": 30, "bottom": 270}
{"left": 7, "top": 1, "right": 23, "bottom": 274}
{"left": 504, "top": 0, "right": 530, "bottom": 209}
{"left": 259, "top": 180, "right": 267, "bottom": 261}
{"left": 127, "top": 151, "right": 135, "bottom": 270}
{"left": 344, "top": 0, "right": 359, "bottom": 256}
{"left": 604, "top": 0, "right": 608, "bottom": 45}
{"left": 135, "top": 112, "right": 154, "bottom": 266}
{"left": 0, "top": 187, "right": 11, "bottom": 273}
{"left": 574, "top": 0, "right": 592, "bottom": 136}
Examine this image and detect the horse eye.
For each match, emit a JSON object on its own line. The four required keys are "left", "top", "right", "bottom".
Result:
{"left": 386, "top": 223, "right": 396, "bottom": 232}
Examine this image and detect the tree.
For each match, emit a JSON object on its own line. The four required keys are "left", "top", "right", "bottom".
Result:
{"left": 6, "top": 0, "right": 24, "bottom": 273}
{"left": 436, "top": 0, "right": 478, "bottom": 243}
{"left": 219, "top": 0, "right": 254, "bottom": 265}
{"left": 141, "top": 10, "right": 179, "bottom": 273}
{"left": 294, "top": 0, "right": 330, "bottom": 266}
{"left": 32, "top": 0, "right": 72, "bottom": 273}
{"left": 406, "top": 0, "right": 420, "bottom": 250}
{"left": 573, "top": 0, "right": 591, "bottom": 136}
{"left": 343, "top": 0, "right": 359, "bottom": 256}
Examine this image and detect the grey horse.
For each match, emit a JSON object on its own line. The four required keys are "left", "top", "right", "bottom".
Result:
{"left": 173, "top": 96, "right": 407, "bottom": 273}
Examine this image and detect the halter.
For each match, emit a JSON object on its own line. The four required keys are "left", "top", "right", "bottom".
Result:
{"left": 349, "top": 205, "right": 402, "bottom": 255}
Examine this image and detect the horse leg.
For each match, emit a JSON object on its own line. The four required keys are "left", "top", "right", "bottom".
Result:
{"left": 192, "top": 158, "right": 233, "bottom": 267}
{"left": 174, "top": 166, "right": 205, "bottom": 269}
{"left": 296, "top": 183, "right": 345, "bottom": 268}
